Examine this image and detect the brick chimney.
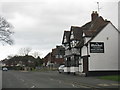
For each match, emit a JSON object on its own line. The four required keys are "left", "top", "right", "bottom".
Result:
{"left": 91, "top": 11, "right": 99, "bottom": 21}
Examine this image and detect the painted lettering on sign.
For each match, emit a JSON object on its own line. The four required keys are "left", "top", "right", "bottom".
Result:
{"left": 90, "top": 42, "right": 104, "bottom": 53}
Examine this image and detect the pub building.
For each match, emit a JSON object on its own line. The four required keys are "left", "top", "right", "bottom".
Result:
{"left": 62, "top": 11, "right": 120, "bottom": 76}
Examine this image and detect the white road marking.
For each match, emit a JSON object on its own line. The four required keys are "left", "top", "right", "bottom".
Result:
{"left": 50, "top": 78, "right": 53, "bottom": 80}
{"left": 111, "top": 83, "right": 120, "bottom": 86}
{"left": 72, "top": 84, "right": 75, "bottom": 87}
{"left": 98, "top": 84, "right": 110, "bottom": 86}
{"left": 31, "top": 85, "right": 35, "bottom": 88}
{"left": 21, "top": 71, "right": 29, "bottom": 72}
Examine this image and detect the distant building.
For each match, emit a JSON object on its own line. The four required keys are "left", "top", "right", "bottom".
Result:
{"left": 1, "top": 55, "right": 37, "bottom": 70}
{"left": 43, "top": 45, "right": 65, "bottom": 68}
{"left": 43, "top": 53, "right": 51, "bottom": 67}
{"left": 62, "top": 11, "right": 120, "bottom": 76}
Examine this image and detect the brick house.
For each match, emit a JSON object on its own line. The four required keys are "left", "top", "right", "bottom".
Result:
{"left": 43, "top": 45, "right": 65, "bottom": 68}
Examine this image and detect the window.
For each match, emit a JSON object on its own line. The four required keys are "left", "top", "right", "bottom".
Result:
{"left": 70, "top": 40, "right": 79, "bottom": 48}
{"left": 65, "top": 44, "right": 70, "bottom": 50}
{"left": 55, "top": 55, "right": 59, "bottom": 58}
{"left": 75, "top": 56, "right": 79, "bottom": 67}
{"left": 59, "top": 55, "right": 63, "bottom": 58}
{"left": 70, "top": 56, "right": 79, "bottom": 67}
{"left": 65, "top": 57, "right": 71, "bottom": 67}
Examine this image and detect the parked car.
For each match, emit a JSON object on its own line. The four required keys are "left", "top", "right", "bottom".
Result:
{"left": 58, "top": 65, "right": 65, "bottom": 73}
{"left": 2, "top": 67, "right": 8, "bottom": 71}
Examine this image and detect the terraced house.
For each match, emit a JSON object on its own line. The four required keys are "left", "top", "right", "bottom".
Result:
{"left": 62, "top": 11, "right": 120, "bottom": 76}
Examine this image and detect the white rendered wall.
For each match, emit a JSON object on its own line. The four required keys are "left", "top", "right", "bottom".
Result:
{"left": 88, "top": 23, "right": 119, "bottom": 71}
{"left": 118, "top": 1, "right": 120, "bottom": 70}
{"left": 81, "top": 46, "right": 88, "bottom": 56}
{"left": 84, "top": 37, "right": 91, "bottom": 44}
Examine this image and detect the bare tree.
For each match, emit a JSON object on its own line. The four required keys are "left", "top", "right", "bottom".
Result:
{"left": 19, "top": 47, "right": 32, "bottom": 56}
{"left": 32, "top": 51, "right": 41, "bottom": 58}
{"left": 0, "top": 16, "right": 14, "bottom": 45}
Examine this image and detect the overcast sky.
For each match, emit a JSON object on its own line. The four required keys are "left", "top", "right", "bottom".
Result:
{"left": 0, "top": 0, "right": 119, "bottom": 60}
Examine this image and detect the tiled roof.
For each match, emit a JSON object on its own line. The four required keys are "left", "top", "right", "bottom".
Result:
{"left": 70, "top": 26, "right": 83, "bottom": 41}
{"left": 82, "top": 16, "right": 110, "bottom": 37}
{"left": 62, "top": 31, "right": 70, "bottom": 44}
{"left": 62, "top": 11, "right": 110, "bottom": 48}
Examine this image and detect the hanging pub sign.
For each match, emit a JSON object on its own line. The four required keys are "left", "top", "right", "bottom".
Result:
{"left": 90, "top": 42, "right": 104, "bottom": 53}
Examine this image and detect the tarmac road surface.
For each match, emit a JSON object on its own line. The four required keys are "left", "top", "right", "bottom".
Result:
{"left": 2, "top": 70, "right": 120, "bottom": 89}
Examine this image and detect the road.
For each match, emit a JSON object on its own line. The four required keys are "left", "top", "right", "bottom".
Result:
{"left": 2, "top": 70, "right": 120, "bottom": 89}
{"left": 0, "top": 70, "right": 2, "bottom": 90}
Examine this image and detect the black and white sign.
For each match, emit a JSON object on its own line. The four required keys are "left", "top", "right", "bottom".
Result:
{"left": 90, "top": 42, "right": 104, "bottom": 53}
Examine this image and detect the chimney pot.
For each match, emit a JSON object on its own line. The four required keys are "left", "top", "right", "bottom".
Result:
{"left": 95, "top": 11, "right": 97, "bottom": 13}
{"left": 91, "top": 11, "right": 99, "bottom": 21}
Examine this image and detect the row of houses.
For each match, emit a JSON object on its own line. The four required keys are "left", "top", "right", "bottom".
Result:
{"left": 43, "top": 11, "right": 120, "bottom": 76}
{"left": 2, "top": 55, "right": 42, "bottom": 70}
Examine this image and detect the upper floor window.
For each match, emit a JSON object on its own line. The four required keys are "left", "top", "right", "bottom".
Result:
{"left": 70, "top": 40, "right": 79, "bottom": 48}
{"left": 55, "top": 55, "right": 63, "bottom": 58}
{"left": 59, "top": 55, "right": 63, "bottom": 58}
{"left": 64, "top": 43, "right": 70, "bottom": 50}
{"left": 55, "top": 55, "right": 59, "bottom": 58}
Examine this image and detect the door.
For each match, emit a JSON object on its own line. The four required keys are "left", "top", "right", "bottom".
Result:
{"left": 83, "top": 56, "right": 89, "bottom": 73}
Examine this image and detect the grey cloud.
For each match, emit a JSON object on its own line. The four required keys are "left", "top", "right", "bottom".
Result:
{"left": 0, "top": 0, "right": 118, "bottom": 59}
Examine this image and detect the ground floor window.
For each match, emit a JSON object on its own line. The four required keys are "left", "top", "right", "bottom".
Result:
{"left": 70, "top": 56, "right": 79, "bottom": 67}
{"left": 64, "top": 55, "right": 80, "bottom": 67}
{"left": 65, "top": 57, "right": 71, "bottom": 67}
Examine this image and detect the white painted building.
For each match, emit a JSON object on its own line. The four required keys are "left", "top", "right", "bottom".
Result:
{"left": 81, "top": 22, "right": 120, "bottom": 72}
{"left": 80, "top": 11, "right": 120, "bottom": 76}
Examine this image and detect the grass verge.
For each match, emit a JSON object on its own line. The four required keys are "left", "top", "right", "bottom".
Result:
{"left": 98, "top": 75, "right": 120, "bottom": 81}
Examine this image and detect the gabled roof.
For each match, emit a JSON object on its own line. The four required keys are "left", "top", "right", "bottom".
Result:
{"left": 71, "top": 12, "right": 111, "bottom": 47}
{"left": 62, "top": 11, "right": 118, "bottom": 48}
{"left": 85, "top": 21, "right": 119, "bottom": 45}
{"left": 70, "top": 26, "right": 83, "bottom": 41}
{"left": 82, "top": 16, "right": 110, "bottom": 37}
{"left": 52, "top": 46, "right": 65, "bottom": 56}
{"left": 62, "top": 31, "right": 70, "bottom": 44}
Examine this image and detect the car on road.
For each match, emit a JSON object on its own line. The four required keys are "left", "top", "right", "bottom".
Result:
{"left": 58, "top": 65, "right": 65, "bottom": 73}
{"left": 2, "top": 67, "right": 8, "bottom": 71}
